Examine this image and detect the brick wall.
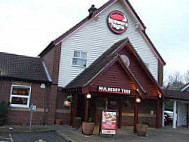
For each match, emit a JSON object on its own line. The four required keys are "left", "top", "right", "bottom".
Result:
{"left": 0, "top": 79, "right": 51, "bottom": 125}
{"left": 41, "top": 43, "right": 62, "bottom": 125}
{"left": 0, "top": 79, "right": 12, "bottom": 102}
{"left": 55, "top": 88, "right": 71, "bottom": 125}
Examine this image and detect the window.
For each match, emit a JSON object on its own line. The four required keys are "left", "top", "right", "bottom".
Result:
{"left": 120, "top": 55, "right": 130, "bottom": 67}
{"left": 10, "top": 85, "right": 31, "bottom": 108}
{"left": 72, "top": 51, "right": 87, "bottom": 67}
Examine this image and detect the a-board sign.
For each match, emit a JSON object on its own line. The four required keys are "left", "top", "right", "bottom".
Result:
{"left": 101, "top": 110, "right": 117, "bottom": 135}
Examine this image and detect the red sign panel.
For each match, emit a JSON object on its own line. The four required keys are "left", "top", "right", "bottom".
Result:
{"left": 101, "top": 110, "right": 117, "bottom": 135}
{"left": 107, "top": 10, "right": 128, "bottom": 34}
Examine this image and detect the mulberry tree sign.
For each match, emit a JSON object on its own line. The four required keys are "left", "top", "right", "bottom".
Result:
{"left": 107, "top": 10, "right": 128, "bottom": 34}
{"left": 98, "top": 86, "right": 131, "bottom": 95}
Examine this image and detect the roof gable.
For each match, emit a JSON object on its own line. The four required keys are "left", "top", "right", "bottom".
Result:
{"left": 39, "top": 0, "right": 165, "bottom": 65}
{"left": 65, "top": 38, "right": 163, "bottom": 98}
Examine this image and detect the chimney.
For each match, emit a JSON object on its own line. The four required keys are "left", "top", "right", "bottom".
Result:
{"left": 88, "top": 4, "right": 97, "bottom": 18}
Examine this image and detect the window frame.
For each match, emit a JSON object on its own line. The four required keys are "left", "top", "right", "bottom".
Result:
{"left": 72, "top": 51, "right": 87, "bottom": 67}
{"left": 9, "top": 85, "right": 31, "bottom": 108}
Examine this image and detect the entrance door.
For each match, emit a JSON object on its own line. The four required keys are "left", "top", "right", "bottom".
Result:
{"left": 94, "top": 96, "right": 119, "bottom": 125}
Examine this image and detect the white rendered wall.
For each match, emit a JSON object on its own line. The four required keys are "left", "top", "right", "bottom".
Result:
{"left": 177, "top": 102, "right": 187, "bottom": 126}
{"left": 58, "top": 1, "right": 158, "bottom": 87}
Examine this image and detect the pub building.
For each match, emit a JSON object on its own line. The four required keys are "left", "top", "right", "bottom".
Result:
{"left": 0, "top": 0, "right": 166, "bottom": 131}
{"left": 40, "top": 0, "right": 165, "bottom": 131}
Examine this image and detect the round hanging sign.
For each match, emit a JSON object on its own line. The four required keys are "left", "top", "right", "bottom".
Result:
{"left": 107, "top": 10, "right": 128, "bottom": 34}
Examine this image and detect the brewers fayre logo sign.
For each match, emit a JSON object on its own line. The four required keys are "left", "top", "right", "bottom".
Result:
{"left": 107, "top": 10, "right": 128, "bottom": 34}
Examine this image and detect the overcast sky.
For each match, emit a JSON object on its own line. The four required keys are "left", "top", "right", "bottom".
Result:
{"left": 0, "top": 0, "right": 189, "bottom": 78}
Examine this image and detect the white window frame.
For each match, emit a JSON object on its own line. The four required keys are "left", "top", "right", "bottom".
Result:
{"left": 9, "top": 85, "right": 31, "bottom": 108}
{"left": 72, "top": 51, "right": 87, "bottom": 67}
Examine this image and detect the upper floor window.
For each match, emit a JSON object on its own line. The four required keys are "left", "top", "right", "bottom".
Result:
{"left": 10, "top": 85, "right": 31, "bottom": 108}
{"left": 72, "top": 51, "right": 87, "bottom": 67}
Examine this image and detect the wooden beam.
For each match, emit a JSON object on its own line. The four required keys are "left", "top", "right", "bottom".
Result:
{"left": 156, "top": 98, "right": 160, "bottom": 128}
{"left": 133, "top": 96, "right": 139, "bottom": 133}
{"left": 73, "top": 95, "right": 78, "bottom": 118}
{"left": 84, "top": 97, "right": 89, "bottom": 122}
{"left": 162, "top": 101, "right": 165, "bottom": 127}
{"left": 70, "top": 95, "right": 78, "bottom": 126}
{"left": 118, "top": 97, "right": 122, "bottom": 128}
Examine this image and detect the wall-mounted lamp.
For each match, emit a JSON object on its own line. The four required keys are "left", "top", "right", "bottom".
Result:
{"left": 158, "top": 94, "right": 162, "bottom": 98}
{"left": 64, "top": 100, "right": 71, "bottom": 107}
{"left": 40, "top": 83, "right": 46, "bottom": 89}
{"left": 86, "top": 94, "right": 91, "bottom": 99}
{"left": 136, "top": 97, "right": 141, "bottom": 103}
{"left": 135, "top": 88, "right": 139, "bottom": 92}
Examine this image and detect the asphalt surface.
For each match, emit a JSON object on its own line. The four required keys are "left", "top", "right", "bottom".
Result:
{"left": 0, "top": 131, "right": 66, "bottom": 142}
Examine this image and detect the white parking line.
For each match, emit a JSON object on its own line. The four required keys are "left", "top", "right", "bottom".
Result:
{"left": 0, "top": 133, "right": 13, "bottom": 142}
{"left": 0, "top": 135, "right": 10, "bottom": 140}
{"left": 9, "top": 134, "right": 13, "bottom": 142}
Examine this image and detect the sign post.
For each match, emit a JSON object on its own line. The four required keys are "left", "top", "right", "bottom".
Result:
{"left": 100, "top": 110, "right": 117, "bottom": 135}
{"left": 29, "top": 104, "right": 36, "bottom": 130}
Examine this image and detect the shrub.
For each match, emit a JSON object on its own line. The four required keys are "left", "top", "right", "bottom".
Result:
{"left": 0, "top": 101, "right": 9, "bottom": 118}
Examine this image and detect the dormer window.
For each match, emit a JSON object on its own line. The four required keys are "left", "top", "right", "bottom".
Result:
{"left": 120, "top": 55, "right": 130, "bottom": 67}
{"left": 72, "top": 51, "right": 87, "bottom": 67}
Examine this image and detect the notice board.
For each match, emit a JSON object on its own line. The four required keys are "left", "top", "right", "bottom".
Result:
{"left": 101, "top": 110, "right": 117, "bottom": 135}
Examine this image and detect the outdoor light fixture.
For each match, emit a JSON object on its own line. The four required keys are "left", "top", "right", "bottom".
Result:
{"left": 135, "top": 88, "right": 139, "bottom": 92}
{"left": 86, "top": 94, "right": 91, "bottom": 99}
{"left": 40, "top": 83, "right": 46, "bottom": 89}
{"left": 136, "top": 98, "right": 141, "bottom": 103}
{"left": 158, "top": 94, "right": 162, "bottom": 98}
{"left": 64, "top": 100, "right": 71, "bottom": 107}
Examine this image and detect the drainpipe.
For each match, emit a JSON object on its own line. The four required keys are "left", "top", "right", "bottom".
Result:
{"left": 173, "top": 101, "right": 177, "bottom": 129}
{"left": 42, "top": 84, "right": 49, "bottom": 125}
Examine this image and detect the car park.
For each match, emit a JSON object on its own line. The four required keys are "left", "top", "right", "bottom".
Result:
{"left": 164, "top": 111, "right": 173, "bottom": 126}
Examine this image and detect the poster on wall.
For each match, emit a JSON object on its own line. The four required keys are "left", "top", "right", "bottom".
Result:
{"left": 101, "top": 110, "right": 117, "bottom": 135}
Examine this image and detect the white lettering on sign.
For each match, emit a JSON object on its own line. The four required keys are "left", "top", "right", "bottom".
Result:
{"left": 98, "top": 86, "right": 131, "bottom": 94}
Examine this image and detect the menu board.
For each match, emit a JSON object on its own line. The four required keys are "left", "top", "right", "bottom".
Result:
{"left": 101, "top": 110, "right": 117, "bottom": 135}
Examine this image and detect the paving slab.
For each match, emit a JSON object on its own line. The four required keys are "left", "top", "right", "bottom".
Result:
{"left": 0, "top": 125, "right": 58, "bottom": 133}
{"left": 56, "top": 125, "right": 189, "bottom": 142}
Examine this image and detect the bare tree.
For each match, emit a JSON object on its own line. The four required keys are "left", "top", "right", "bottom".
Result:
{"left": 165, "top": 71, "right": 185, "bottom": 90}
{"left": 184, "top": 70, "right": 189, "bottom": 83}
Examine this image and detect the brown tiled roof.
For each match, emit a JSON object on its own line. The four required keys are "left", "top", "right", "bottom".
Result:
{"left": 163, "top": 89, "right": 189, "bottom": 101}
{"left": 0, "top": 52, "right": 50, "bottom": 83}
